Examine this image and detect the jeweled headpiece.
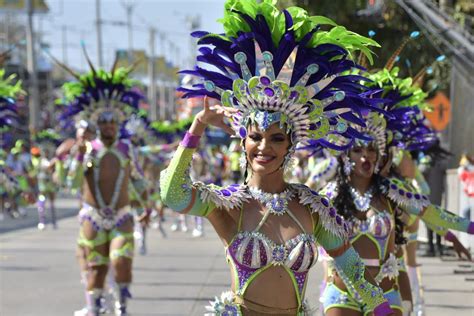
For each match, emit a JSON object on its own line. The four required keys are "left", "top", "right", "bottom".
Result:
{"left": 179, "top": 0, "right": 382, "bottom": 152}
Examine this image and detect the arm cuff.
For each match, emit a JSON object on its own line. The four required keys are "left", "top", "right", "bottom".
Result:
{"left": 445, "top": 231, "right": 456, "bottom": 242}
{"left": 180, "top": 132, "right": 201, "bottom": 148}
{"left": 373, "top": 301, "right": 393, "bottom": 316}
{"left": 468, "top": 222, "right": 474, "bottom": 234}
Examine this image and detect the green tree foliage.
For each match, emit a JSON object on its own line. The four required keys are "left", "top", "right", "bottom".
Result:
{"left": 279, "top": 0, "right": 453, "bottom": 93}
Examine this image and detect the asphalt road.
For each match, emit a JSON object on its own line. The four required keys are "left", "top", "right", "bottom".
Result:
{"left": 0, "top": 199, "right": 473, "bottom": 316}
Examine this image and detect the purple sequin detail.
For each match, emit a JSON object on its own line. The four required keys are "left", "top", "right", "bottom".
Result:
{"left": 398, "top": 189, "right": 405, "bottom": 196}
{"left": 390, "top": 184, "right": 397, "bottom": 190}
{"left": 242, "top": 239, "right": 254, "bottom": 266}
{"left": 239, "top": 126, "right": 247, "bottom": 138}
{"left": 290, "top": 90, "right": 299, "bottom": 99}
{"left": 264, "top": 87, "right": 275, "bottom": 97}
{"left": 260, "top": 76, "right": 271, "bottom": 86}
{"left": 221, "top": 189, "right": 231, "bottom": 197}
{"left": 329, "top": 207, "right": 336, "bottom": 217}
{"left": 259, "top": 240, "right": 268, "bottom": 266}
{"left": 236, "top": 264, "right": 256, "bottom": 290}
{"left": 335, "top": 215, "right": 342, "bottom": 225}
{"left": 227, "top": 186, "right": 238, "bottom": 192}
{"left": 414, "top": 193, "right": 421, "bottom": 200}
{"left": 294, "top": 272, "right": 307, "bottom": 296}
{"left": 406, "top": 192, "right": 413, "bottom": 198}
{"left": 321, "top": 198, "right": 329, "bottom": 207}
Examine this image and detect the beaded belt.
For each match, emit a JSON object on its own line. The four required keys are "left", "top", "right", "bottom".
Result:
{"left": 205, "top": 291, "right": 312, "bottom": 315}
{"left": 79, "top": 203, "right": 133, "bottom": 230}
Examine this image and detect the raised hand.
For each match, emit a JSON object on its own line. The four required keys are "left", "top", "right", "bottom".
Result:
{"left": 195, "top": 96, "right": 237, "bottom": 135}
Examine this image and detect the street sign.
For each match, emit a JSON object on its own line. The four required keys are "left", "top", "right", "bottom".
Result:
{"left": 425, "top": 91, "right": 451, "bottom": 131}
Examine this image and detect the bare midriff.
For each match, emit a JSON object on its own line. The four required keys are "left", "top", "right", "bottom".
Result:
{"left": 231, "top": 264, "right": 300, "bottom": 312}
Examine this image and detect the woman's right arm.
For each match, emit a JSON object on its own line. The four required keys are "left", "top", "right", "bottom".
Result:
{"left": 160, "top": 98, "right": 239, "bottom": 217}
{"left": 159, "top": 136, "right": 216, "bottom": 217}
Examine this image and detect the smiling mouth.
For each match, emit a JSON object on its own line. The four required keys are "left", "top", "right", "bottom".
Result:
{"left": 253, "top": 154, "right": 275, "bottom": 164}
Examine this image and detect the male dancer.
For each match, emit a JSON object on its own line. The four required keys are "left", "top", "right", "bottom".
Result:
{"left": 72, "top": 111, "right": 145, "bottom": 316}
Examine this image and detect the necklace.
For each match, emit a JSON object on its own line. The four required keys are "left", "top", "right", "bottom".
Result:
{"left": 248, "top": 186, "right": 295, "bottom": 216}
{"left": 349, "top": 186, "right": 373, "bottom": 212}
{"left": 93, "top": 143, "right": 126, "bottom": 220}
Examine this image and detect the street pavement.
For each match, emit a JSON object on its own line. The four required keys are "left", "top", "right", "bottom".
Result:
{"left": 0, "top": 198, "right": 473, "bottom": 316}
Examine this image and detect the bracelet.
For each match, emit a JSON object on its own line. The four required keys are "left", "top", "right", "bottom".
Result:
{"left": 181, "top": 132, "right": 201, "bottom": 148}
{"left": 468, "top": 222, "right": 474, "bottom": 234}
{"left": 373, "top": 301, "right": 393, "bottom": 316}
{"left": 76, "top": 153, "right": 85, "bottom": 162}
{"left": 445, "top": 231, "right": 456, "bottom": 242}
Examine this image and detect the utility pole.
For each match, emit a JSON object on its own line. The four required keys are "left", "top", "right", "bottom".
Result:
{"left": 159, "top": 32, "right": 166, "bottom": 120}
{"left": 148, "top": 27, "right": 157, "bottom": 121}
{"left": 26, "top": 0, "right": 40, "bottom": 134}
{"left": 95, "top": 0, "right": 104, "bottom": 67}
{"left": 122, "top": 0, "right": 135, "bottom": 65}
{"left": 62, "top": 25, "right": 68, "bottom": 64}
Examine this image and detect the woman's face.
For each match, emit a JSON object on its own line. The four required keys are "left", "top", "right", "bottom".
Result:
{"left": 245, "top": 123, "right": 291, "bottom": 176}
{"left": 349, "top": 143, "right": 378, "bottom": 179}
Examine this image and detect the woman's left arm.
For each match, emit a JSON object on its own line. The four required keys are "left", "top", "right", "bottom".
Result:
{"left": 315, "top": 221, "right": 393, "bottom": 316}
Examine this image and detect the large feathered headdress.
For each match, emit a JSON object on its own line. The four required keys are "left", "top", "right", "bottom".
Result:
{"left": 179, "top": 0, "right": 383, "bottom": 153}
{"left": 346, "top": 32, "right": 438, "bottom": 160}
{"left": 53, "top": 46, "right": 144, "bottom": 124}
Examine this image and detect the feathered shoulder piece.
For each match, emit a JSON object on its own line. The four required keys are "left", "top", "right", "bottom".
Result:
{"left": 381, "top": 177, "right": 430, "bottom": 210}
{"left": 180, "top": 0, "right": 382, "bottom": 152}
{"left": 293, "top": 183, "right": 348, "bottom": 238}
{"left": 192, "top": 182, "right": 251, "bottom": 210}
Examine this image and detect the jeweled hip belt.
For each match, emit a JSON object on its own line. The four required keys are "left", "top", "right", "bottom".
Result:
{"left": 79, "top": 203, "right": 132, "bottom": 230}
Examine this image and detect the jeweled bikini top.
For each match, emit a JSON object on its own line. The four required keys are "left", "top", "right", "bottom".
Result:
{"left": 347, "top": 210, "right": 392, "bottom": 240}
{"left": 225, "top": 184, "right": 320, "bottom": 300}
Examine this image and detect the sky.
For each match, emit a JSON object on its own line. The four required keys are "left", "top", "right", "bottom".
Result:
{"left": 40, "top": 0, "right": 226, "bottom": 72}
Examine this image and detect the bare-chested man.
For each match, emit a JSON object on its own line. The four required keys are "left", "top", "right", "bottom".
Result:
{"left": 71, "top": 111, "right": 145, "bottom": 316}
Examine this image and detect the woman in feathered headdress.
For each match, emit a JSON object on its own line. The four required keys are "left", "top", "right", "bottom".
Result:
{"left": 160, "top": 0, "right": 395, "bottom": 314}
{"left": 318, "top": 47, "right": 474, "bottom": 316}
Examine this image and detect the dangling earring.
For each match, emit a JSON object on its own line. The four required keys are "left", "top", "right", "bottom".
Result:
{"left": 374, "top": 161, "right": 380, "bottom": 174}
{"left": 239, "top": 150, "right": 247, "bottom": 170}
{"left": 283, "top": 147, "right": 296, "bottom": 174}
{"left": 342, "top": 156, "right": 354, "bottom": 176}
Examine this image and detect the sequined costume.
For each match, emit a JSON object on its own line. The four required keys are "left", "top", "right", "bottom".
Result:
{"left": 161, "top": 143, "right": 391, "bottom": 315}
{"left": 320, "top": 175, "right": 474, "bottom": 315}
{"left": 55, "top": 53, "right": 144, "bottom": 315}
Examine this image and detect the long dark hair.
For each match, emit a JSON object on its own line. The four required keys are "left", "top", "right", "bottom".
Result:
{"left": 334, "top": 155, "right": 407, "bottom": 245}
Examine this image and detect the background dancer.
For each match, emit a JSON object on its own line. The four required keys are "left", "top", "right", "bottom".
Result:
{"left": 55, "top": 53, "right": 146, "bottom": 316}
